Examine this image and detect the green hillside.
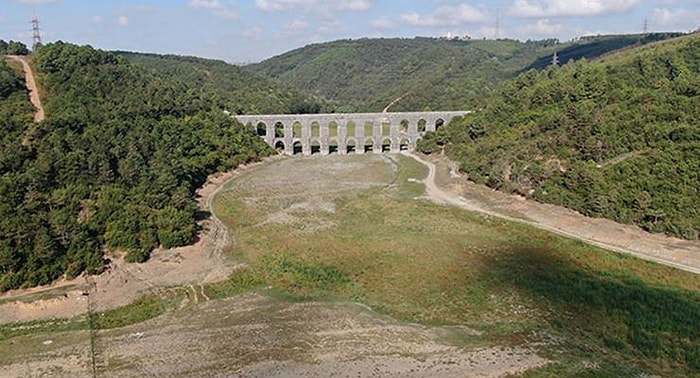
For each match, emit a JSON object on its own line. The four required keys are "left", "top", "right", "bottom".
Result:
{"left": 249, "top": 34, "right": 684, "bottom": 112}
{"left": 0, "top": 42, "right": 271, "bottom": 290}
{"left": 525, "top": 32, "right": 686, "bottom": 70}
{"left": 430, "top": 33, "right": 699, "bottom": 239}
{"left": 118, "top": 52, "right": 327, "bottom": 115}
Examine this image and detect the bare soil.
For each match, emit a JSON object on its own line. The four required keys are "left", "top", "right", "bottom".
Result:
{"left": 1, "top": 154, "right": 551, "bottom": 377}
{"left": 0, "top": 294, "right": 547, "bottom": 377}
{"left": 2, "top": 152, "right": 697, "bottom": 377}
{"left": 0, "top": 161, "right": 268, "bottom": 324}
{"left": 5, "top": 55, "right": 44, "bottom": 122}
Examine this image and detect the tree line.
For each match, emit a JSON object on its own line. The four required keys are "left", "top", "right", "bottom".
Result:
{"left": 421, "top": 34, "right": 699, "bottom": 239}
{"left": 0, "top": 40, "right": 29, "bottom": 56}
{"left": 0, "top": 42, "right": 271, "bottom": 290}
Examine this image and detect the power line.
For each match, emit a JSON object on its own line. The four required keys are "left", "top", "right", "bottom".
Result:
{"left": 31, "top": 15, "right": 42, "bottom": 50}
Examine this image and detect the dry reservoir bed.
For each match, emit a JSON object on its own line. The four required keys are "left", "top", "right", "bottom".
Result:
{"left": 0, "top": 154, "right": 548, "bottom": 377}
{"left": 3, "top": 153, "right": 697, "bottom": 377}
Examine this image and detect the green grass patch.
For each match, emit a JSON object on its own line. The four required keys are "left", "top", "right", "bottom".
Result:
{"left": 0, "top": 317, "right": 86, "bottom": 342}
{"left": 213, "top": 154, "right": 700, "bottom": 376}
{"left": 91, "top": 293, "right": 182, "bottom": 330}
{"left": 204, "top": 267, "right": 266, "bottom": 300}
{"left": 0, "top": 290, "right": 184, "bottom": 345}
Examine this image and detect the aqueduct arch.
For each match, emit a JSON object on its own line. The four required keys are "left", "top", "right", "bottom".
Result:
{"left": 236, "top": 111, "right": 469, "bottom": 156}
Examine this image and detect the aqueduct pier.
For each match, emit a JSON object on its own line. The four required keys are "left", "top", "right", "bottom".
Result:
{"left": 235, "top": 111, "right": 469, "bottom": 155}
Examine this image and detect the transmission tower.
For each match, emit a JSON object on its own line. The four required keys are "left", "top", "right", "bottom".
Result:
{"left": 643, "top": 18, "right": 649, "bottom": 34}
{"left": 32, "top": 15, "right": 42, "bottom": 51}
{"left": 551, "top": 51, "right": 559, "bottom": 66}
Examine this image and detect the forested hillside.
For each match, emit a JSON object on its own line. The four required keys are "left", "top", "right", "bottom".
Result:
{"left": 250, "top": 34, "right": 682, "bottom": 112}
{"left": 118, "top": 52, "right": 327, "bottom": 115}
{"left": 429, "top": 34, "right": 699, "bottom": 239}
{"left": 0, "top": 40, "right": 29, "bottom": 56}
{"left": 0, "top": 42, "right": 271, "bottom": 291}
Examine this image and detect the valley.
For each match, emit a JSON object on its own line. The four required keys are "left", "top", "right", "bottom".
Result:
{"left": 0, "top": 31, "right": 698, "bottom": 377}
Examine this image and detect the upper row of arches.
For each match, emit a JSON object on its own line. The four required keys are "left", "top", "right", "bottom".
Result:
{"left": 244, "top": 118, "right": 445, "bottom": 138}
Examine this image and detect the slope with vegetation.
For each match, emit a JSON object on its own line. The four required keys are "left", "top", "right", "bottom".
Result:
{"left": 0, "top": 40, "right": 29, "bottom": 56}
{"left": 0, "top": 42, "right": 272, "bottom": 291}
{"left": 250, "top": 34, "right": 683, "bottom": 112}
{"left": 118, "top": 52, "right": 327, "bottom": 115}
{"left": 426, "top": 34, "right": 699, "bottom": 239}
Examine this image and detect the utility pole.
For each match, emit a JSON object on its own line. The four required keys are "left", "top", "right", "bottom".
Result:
{"left": 31, "top": 15, "right": 42, "bottom": 51}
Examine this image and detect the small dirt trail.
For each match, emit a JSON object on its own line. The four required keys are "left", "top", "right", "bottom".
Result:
{"left": 6, "top": 55, "right": 45, "bottom": 122}
{"left": 404, "top": 152, "right": 700, "bottom": 275}
{"left": 0, "top": 163, "right": 261, "bottom": 324}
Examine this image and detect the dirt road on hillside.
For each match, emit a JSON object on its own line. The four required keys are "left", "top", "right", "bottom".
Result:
{"left": 6, "top": 55, "right": 44, "bottom": 122}
{"left": 405, "top": 152, "right": 700, "bottom": 275}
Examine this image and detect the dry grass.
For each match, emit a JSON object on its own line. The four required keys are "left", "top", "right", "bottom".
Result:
{"left": 213, "top": 153, "right": 700, "bottom": 376}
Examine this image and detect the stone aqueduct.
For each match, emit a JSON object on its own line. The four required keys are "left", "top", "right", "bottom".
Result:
{"left": 235, "top": 111, "right": 469, "bottom": 155}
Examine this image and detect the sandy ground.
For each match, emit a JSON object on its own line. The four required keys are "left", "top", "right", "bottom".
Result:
{"left": 0, "top": 161, "right": 269, "bottom": 324}
{"left": 5, "top": 55, "right": 44, "bottom": 123}
{"left": 407, "top": 152, "right": 700, "bottom": 275}
{"left": 0, "top": 294, "right": 547, "bottom": 378}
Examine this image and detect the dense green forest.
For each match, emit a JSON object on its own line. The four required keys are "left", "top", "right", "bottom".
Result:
{"left": 424, "top": 34, "right": 699, "bottom": 239}
{"left": 0, "top": 42, "right": 271, "bottom": 290}
{"left": 118, "top": 52, "right": 327, "bottom": 115}
{"left": 0, "top": 40, "right": 29, "bottom": 56}
{"left": 250, "top": 34, "right": 682, "bottom": 112}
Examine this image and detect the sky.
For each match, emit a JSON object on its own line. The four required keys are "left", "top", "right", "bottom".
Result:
{"left": 1, "top": 0, "right": 698, "bottom": 63}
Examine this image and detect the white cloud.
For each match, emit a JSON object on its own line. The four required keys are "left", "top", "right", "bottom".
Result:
{"left": 652, "top": 7, "right": 700, "bottom": 30}
{"left": 653, "top": 7, "right": 676, "bottom": 25}
{"left": 518, "top": 18, "right": 564, "bottom": 35}
{"left": 190, "top": 0, "right": 223, "bottom": 9}
{"left": 255, "top": 0, "right": 370, "bottom": 12}
{"left": 401, "top": 4, "right": 488, "bottom": 27}
{"left": 336, "top": 0, "right": 370, "bottom": 11}
{"left": 118, "top": 16, "right": 129, "bottom": 26}
{"left": 256, "top": 0, "right": 314, "bottom": 11}
{"left": 189, "top": 0, "right": 238, "bottom": 19}
{"left": 509, "top": 0, "right": 640, "bottom": 18}
{"left": 91, "top": 16, "right": 102, "bottom": 24}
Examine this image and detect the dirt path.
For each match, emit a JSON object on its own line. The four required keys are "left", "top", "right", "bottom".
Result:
{"left": 1, "top": 155, "right": 549, "bottom": 377}
{"left": 5, "top": 55, "right": 45, "bottom": 122}
{"left": 0, "top": 160, "right": 273, "bottom": 324}
{"left": 405, "top": 152, "right": 700, "bottom": 275}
